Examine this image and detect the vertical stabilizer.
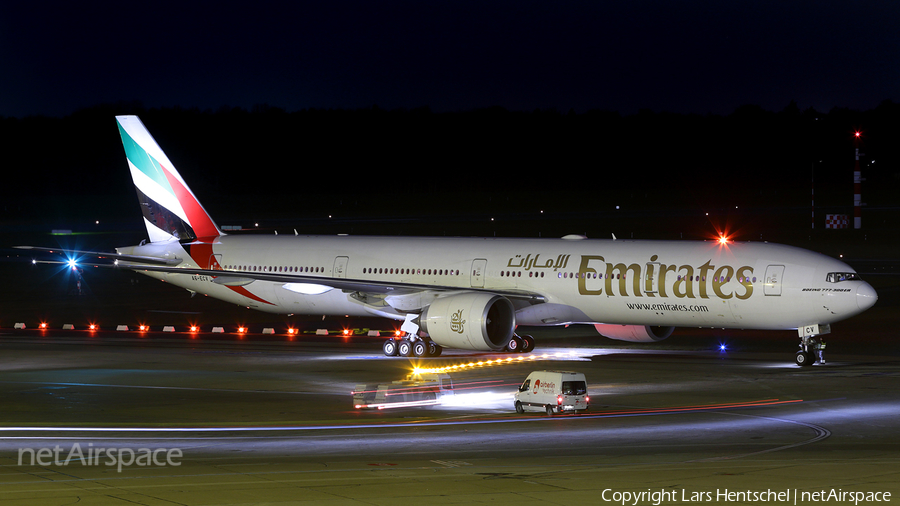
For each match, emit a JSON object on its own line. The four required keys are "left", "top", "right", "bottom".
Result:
{"left": 116, "top": 116, "right": 222, "bottom": 242}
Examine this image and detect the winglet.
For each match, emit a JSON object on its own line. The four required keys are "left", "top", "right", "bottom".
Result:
{"left": 116, "top": 116, "right": 222, "bottom": 242}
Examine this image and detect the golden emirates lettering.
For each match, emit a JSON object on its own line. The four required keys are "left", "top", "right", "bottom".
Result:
{"left": 576, "top": 254, "right": 754, "bottom": 300}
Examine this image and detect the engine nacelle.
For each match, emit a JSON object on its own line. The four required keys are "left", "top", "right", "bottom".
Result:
{"left": 594, "top": 324, "right": 674, "bottom": 343}
{"left": 420, "top": 293, "right": 515, "bottom": 351}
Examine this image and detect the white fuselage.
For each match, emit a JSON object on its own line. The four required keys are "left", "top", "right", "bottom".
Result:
{"left": 120, "top": 235, "right": 876, "bottom": 331}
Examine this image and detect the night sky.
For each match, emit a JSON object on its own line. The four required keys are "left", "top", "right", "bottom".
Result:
{"left": 2, "top": 1, "right": 898, "bottom": 118}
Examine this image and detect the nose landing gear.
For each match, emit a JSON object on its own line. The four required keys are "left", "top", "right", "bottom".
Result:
{"left": 796, "top": 324, "right": 830, "bottom": 367}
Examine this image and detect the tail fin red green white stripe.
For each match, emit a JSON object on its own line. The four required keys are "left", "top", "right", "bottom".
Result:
{"left": 116, "top": 115, "right": 222, "bottom": 243}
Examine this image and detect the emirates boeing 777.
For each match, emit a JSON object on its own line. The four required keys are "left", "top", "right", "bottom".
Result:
{"left": 19, "top": 116, "right": 878, "bottom": 366}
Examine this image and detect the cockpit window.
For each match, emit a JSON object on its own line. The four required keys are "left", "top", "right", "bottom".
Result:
{"left": 826, "top": 272, "right": 862, "bottom": 283}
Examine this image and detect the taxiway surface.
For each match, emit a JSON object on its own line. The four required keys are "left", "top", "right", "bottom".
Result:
{"left": 0, "top": 328, "right": 898, "bottom": 505}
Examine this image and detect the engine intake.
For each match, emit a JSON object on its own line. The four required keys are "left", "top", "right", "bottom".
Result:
{"left": 420, "top": 293, "right": 515, "bottom": 351}
{"left": 594, "top": 324, "right": 674, "bottom": 343}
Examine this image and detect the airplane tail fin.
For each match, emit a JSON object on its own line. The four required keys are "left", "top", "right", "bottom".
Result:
{"left": 115, "top": 115, "right": 222, "bottom": 243}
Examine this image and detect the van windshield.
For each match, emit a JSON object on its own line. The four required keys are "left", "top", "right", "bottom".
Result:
{"left": 562, "top": 381, "right": 587, "bottom": 395}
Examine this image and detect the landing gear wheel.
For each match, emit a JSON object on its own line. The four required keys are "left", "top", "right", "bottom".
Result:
{"left": 427, "top": 341, "right": 441, "bottom": 357}
{"left": 521, "top": 335, "right": 535, "bottom": 353}
{"left": 505, "top": 336, "right": 523, "bottom": 353}
{"left": 515, "top": 401, "right": 524, "bottom": 414}
{"left": 383, "top": 339, "right": 399, "bottom": 356}
{"left": 413, "top": 340, "right": 429, "bottom": 357}
{"left": 795, "top": 350, "right": 814, "bottom": 367}
{"left": 398, "top": 339, "right": 413, "bottom": 357}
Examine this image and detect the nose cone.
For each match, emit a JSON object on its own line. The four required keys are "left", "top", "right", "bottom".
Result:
{"left": 857, "top": 282, "right": 878, "bottom": 311}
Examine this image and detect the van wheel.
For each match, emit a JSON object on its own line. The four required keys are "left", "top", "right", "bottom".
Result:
{"left": 545, "top": 405, "right": 554, "bottom": 416}
{"left": 515, "top": 401, "right": 524, "bottom": 414}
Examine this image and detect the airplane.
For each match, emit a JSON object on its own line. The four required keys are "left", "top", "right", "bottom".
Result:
{"left": 18, "top": 115, "right": 878, "bottom": 366}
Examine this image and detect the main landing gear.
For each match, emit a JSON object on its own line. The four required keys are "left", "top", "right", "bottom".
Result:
{"left": 504, "top": 334, "right": 536, "bottom": 353}
{"left": 381, "top": 333, "right": 536, "bottom": 357}
{"left": 796, "top": 324, "right": 830, "bottom": 367}
{"left": 383, "top": 336, "right": 442, "bottom": 357}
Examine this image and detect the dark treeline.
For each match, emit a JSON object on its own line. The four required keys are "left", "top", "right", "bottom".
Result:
{"left": 3, "top": 101, "right": 900, "bottom": 241}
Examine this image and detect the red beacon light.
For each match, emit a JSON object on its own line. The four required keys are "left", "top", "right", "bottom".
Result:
{"left": 39, "top": 322, "right": 48, "bottom": 329}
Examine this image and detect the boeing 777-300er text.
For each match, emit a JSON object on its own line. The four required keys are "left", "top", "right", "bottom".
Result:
{"left": 19, "top": 116, "right": 878, "bottom": 366}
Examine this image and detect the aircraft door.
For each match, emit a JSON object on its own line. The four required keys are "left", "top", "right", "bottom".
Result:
{"left": 333, "top": 256, "right": 349, "bottom": 278}
{"left": 208, "top": 254, "right": 223, "bottom": 270}
{"left": 644, "top": 262, "right": 661, "bottom": 295}
{"left": 764, "top": 265, "right": 784, "bottom": 296}
{"left": 471, "top": 259, "right": 487, "bottom": 288}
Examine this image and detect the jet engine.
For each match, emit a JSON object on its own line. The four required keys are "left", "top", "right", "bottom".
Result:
{"left": 594, "top": 324, "right": 674, "bottom": 343}
{"left": 419, "top": 293, "right": 515, "bottom": 351}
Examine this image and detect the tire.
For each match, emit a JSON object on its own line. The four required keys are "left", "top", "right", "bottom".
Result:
{"left": 383, "top": 339, "right": 399, "bottom": 356}
{"left": 506, "top": 336, "right": 522, "bottom": 353}
{"left": 426, "top": 341, "right": 440, "bottom": 357}
{"left": 515, "top": 401, "right": 524, "bottom": 414}
{"left": 521, "top": 335, "right": 535, "bottom": 353}
{"left": 398, "top": 339, "right": 413, "bottom": 357}
{"left": 795, "top": 350, "right": 813, "bottom": 367}
{"left": 413, "top": 341, "right": 428, "bottom": 357}
{"left": 546, "top": 405, "right": 554, "bottom": 416}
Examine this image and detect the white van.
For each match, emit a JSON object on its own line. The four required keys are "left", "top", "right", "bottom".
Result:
{"left": 514, "top": 370, "right": 589, "bottom": 415}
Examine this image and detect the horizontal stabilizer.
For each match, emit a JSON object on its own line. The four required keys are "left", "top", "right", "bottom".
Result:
{"left": 13, "top": 246, "right": 184, "bottom": 266}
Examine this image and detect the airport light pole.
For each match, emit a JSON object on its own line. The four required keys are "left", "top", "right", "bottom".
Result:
{"left": 853, "top": 131, "right": 863, "bottom": 230}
